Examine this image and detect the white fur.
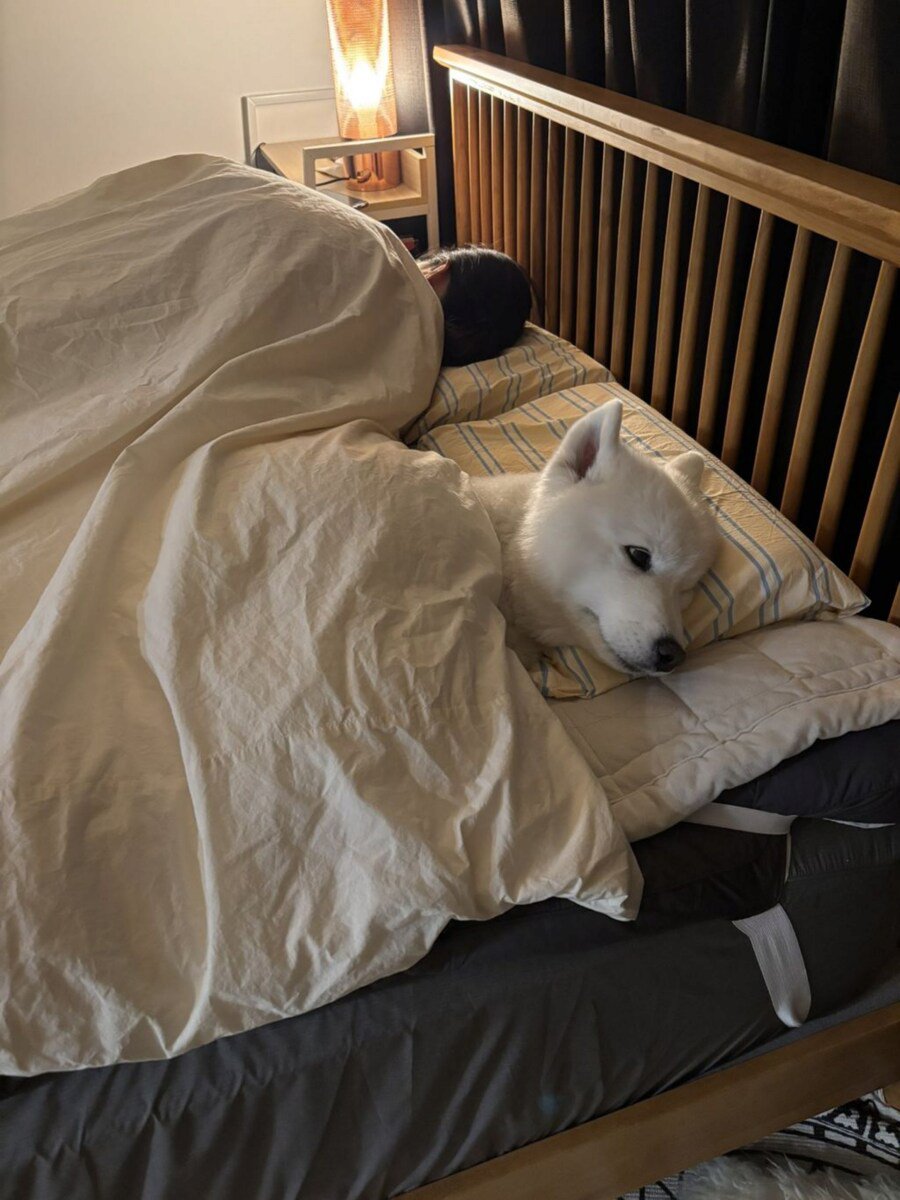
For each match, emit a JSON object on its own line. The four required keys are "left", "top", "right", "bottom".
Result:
{"left": 470, "top": 400, "right": 720, "bottom": 676}
{"left": 683, "top": 1154, "right": 899, "bottom": 1199}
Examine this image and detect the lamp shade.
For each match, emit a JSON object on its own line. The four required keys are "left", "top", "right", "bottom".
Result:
{"left": 325, "top": 0, "right": 398, "bottom": 140}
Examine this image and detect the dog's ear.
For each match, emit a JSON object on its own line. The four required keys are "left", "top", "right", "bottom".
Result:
{"left": 667, "top": 450, "right": 705, "bottom": 493}
{"left": 551, "top": 400, "right": 623, "bottom": 483}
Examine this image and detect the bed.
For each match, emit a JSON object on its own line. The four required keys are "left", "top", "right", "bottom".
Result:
{"left": 0, "top": 46, "right": 898, "bottom": 1200}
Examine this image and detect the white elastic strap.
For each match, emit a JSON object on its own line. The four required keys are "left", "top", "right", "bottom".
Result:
{"left": 734, "top": 904, "right": 811, "bottom": 1028}
{"left": 824, "top": 819, "right": 893, "bottom": 829}
{"left": 686, "top": 802, "right": 794, "bottom": 835}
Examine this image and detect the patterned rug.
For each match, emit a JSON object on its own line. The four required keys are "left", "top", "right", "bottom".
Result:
{"left": 618, "top": 1091, "right": 900, "bottom": 1199}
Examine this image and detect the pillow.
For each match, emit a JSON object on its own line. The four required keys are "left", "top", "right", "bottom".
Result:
{"left": 402, "top": 323, "right": 612, "bottom": 444}
{"left": 419, "top": 381, "right": 869, "bottom": 699}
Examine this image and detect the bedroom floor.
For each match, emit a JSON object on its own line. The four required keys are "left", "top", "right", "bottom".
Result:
{"left": 619, "top": 1091, "right": 900, "bottom": 1199}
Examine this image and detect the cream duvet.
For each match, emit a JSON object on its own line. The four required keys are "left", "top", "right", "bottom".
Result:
{"left": 0, "top": 156, "right": 637, "bottom": 1075}
{"left": 1, "top": 156, "right": 897, "bottom": 1076}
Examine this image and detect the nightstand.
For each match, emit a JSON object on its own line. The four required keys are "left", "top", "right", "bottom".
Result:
{"left": 256, "top": 132, "right": 439, "bottom": 254}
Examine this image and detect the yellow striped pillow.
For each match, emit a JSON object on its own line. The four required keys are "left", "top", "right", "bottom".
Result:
{"left": 403, "top": 323, "right": 612, "bottom": 444}
{"left": 419, "top": 382, "right": 868, "bottom": 699}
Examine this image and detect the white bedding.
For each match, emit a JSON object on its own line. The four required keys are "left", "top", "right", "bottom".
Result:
{"left": 553, "top": 616, "right": 900, "bottom": 841}
{"left": 0, "top": 156, "right": 637, "bottom": 1075}
{"left": 1, "top": 155, "right": 897, "bottom": 1076}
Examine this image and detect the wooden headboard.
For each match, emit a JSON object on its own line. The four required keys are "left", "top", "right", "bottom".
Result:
{"left": 434, "top": 45, "right": 900, "bottom": 622}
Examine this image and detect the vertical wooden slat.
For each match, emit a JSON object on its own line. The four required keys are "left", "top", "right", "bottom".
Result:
{"left": 466, "top": 87, "right": 480, "bottom": 243}
{"left": 628, "top": 163, "right": 659, "bottom": 395}
{"left": 850, "top": 395, "right": 899, "bottom": 590}
{"left": 490, "top": 96, "right": 504, "bottom": 250}
{"left": 502, "top": 102, "right": 517, "bottom": 257}
{"left": 671, "top": 185, "right": 711, "bottom": 430}
{"left": 610, "top": 154, "right": 636, "bottom": 380}
{"left": 575, "top": 138, "right": 596, "bottom": 351}
{"left": 478, "top": 91, "right": 492, "bottom": 241}
{"left": 593, "top": 144, "right": 616, "bottom": 365}
{"left": 529, "top": 116, "right": 546, "bottom": 318}
{"left": 441, "top": 76, "right": 900, "bottom": 620}
{"left": 559, "top": 128, "right": 578, "bottom": 342}
{"left": 751, "top": 226, "right": 812, "bottom": 491}
{"left": 816, "top": 262, "right": 897, "bottom": 553}
{"left": 516, "top": 110, "right": 530, "bottom": 271}
{"left": 720, "top": 210, "right": 775, "bottom": 467}
{"left": 781, "top": 242, "right": 853, "bottom": 521}
{"left": 450, "top": 80, "right": 471, "bottom": 245}
{"left": 696, "top": 197, "right": 742, "bottom": 448}
{"left": 544, "top": 123, "right": 562, "bottom": 332}
{"left": 650, "top": 173, "right": 685, "bottom": 412}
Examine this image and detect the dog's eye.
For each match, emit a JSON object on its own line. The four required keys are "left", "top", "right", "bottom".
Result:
{"left": 624, "top": 545, "right": 652, "bottom": 572}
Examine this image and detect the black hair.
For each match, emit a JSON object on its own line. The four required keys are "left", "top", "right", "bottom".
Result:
{"left": 420, "top": 246, "right": 533, "bottom": 367}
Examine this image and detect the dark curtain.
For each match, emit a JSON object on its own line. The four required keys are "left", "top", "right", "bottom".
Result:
{"left": 423, "top": 0, "right": 900, "bottom": 244}
{"left": 389, "top": 0, "right": 434, "bottom": 134}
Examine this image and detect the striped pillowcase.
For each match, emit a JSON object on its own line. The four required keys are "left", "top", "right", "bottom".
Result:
{"left": 402, "top": 324, "right": 612, "bottom": 444}
{"left": 418, "top": 382, "right": 869, "bottom": 700}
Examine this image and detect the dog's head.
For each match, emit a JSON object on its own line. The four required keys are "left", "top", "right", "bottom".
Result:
{"left": 523, "top": 400, "right": 720, "bottom": 676}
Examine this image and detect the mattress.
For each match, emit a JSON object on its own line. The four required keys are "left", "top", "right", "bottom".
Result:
{"left": 2, "top": 722, "right": 897, "bottom": 1200}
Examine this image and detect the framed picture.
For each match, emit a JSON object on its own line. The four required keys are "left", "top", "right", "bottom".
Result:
{"left": 241, "top": 88, "right": 337, "bottom": 163}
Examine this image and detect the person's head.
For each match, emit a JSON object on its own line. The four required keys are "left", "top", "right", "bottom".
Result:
{"left": 418, "top": 246, "right": 532, "bottom": 367}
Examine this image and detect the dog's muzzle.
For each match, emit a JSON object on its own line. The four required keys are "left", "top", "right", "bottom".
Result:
{"left": 653, "top": 637, "right": 685, "bottom": 673}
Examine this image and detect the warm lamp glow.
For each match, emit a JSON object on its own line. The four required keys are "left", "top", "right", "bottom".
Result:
{"left": 326, "top": 0, "right": 398, "bottom": 141}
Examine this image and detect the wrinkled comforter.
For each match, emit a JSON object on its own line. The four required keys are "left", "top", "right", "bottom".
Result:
{"left": 0, "top": 156, "right": 637, "bottom": 1075}
{"left": 1, "top": 156, "right": 897, "bottom": 1076}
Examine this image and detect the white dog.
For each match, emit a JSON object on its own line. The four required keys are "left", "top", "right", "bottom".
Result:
{"left": 470, "top": 400, "right": 720, "bottom": 676}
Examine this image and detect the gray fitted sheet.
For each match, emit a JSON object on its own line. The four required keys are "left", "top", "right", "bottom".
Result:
{"left": 1, "top": 725, "right": 898, "bottom": 1200}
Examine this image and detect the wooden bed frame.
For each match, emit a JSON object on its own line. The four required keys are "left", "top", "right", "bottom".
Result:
{"left": 434, "top": 44, "right": 899, "bottom": 622}
{"left": 403, "top": 46, "right": 900, "bottom": 1199}
{"left": 407, "top": 1002, "right": 900, "bottom": 1199}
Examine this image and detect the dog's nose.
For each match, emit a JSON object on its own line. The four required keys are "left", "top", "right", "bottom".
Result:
{"left": 653, "top": 637, "right": 685, "bottom": 673}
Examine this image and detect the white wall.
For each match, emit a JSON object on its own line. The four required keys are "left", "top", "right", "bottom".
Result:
{"left": 0, "top": 0, "right": 334, "bottom": 218}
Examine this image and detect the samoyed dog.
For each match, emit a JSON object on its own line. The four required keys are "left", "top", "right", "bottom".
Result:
{"left": 470, "top": 399, "right": 720, "bottom": 676}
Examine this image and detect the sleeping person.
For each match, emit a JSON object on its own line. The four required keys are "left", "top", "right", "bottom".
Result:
{"left": 418, "top": 246, "right": 532, "bottom": 366}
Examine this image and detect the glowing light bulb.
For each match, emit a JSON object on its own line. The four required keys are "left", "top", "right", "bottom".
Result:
{"left": 325, "top": 0, "right": 398, "bottom": 141}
